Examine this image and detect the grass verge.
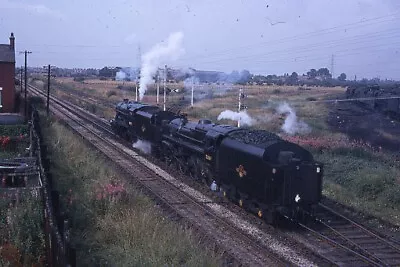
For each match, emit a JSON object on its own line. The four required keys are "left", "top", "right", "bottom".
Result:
{"left": 41, "top": 116, "right": 221, "bottom": 266}
{"left": 0, "top": 194, "right": 45, "bottom": 266}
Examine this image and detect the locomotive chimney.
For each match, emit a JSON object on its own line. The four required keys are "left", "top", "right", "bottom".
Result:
{"left": 9, "top": 32, "right": 15, "bottom": 50}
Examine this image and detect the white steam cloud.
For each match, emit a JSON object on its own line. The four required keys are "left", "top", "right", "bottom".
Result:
{"left": 115, "top": 70, "right": 126, "bottom": 81}
{"left": 139, "top": 31, "right": 185, "bottom": 100}
{"left": 132, "top": 140, "right": 152, "bottom": 154}
{"left": 217, "top": 110, "right": 255, "bottom": 126}
{"left": 276, "top": 102, "right": 311, "bottom": 135}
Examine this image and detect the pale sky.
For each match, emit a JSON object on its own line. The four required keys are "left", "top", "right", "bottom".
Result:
{"left": 1, "top": 0, "right": 400, "bottom": 79}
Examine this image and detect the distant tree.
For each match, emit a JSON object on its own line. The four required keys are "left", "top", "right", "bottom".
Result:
{"left": 286, "top": 72, "right": 298, "bottom": 85}
{"left": 317, "top": 68, "right": 331, "bottom": 77}
{"left": 99, "top": 67, "right": 119, "bottom": 78}
{"left": 307, "top": 69, "right": 317, "bottom": 79}
{"left": 239, "top": 69, "right": 252, "bottom": 84}
{"left": 338, "top": 73, "right": 347, "bottom": 81}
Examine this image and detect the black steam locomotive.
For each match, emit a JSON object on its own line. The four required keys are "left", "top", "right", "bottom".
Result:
{"left": 111, "top": 99, "right": 323, "bottom": 223}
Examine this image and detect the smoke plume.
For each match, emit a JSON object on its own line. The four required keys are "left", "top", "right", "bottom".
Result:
{"left": 132, "top": 140, "right": 152, "bottom": 154}
{"left": 217, "top": 110, "right": 255, "bottom": 126}
{"left": 276, "top": 102, "right": 311, "bottom": 135}
{"left": 139, "top": 32, "right": 185, "bottom": 100}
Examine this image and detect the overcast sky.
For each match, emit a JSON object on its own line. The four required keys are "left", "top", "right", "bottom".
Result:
{"left": 1, "top": 0, "right": 400, "bottom": 79}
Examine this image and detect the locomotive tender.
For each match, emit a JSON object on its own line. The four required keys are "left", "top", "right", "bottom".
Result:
{"left": 111, "top": 99, "right": 323, "bottom": 223}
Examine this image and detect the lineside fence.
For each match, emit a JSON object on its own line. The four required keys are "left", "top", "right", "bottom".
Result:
{"left": 31, "top": 108, "right": 76, "bottom": 267}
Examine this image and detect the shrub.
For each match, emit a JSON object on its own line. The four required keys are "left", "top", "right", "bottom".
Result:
{"left": 272, "top": 89, "right": 281, "bottom": 94}
{"left": 106, "top": 90, "right": 117, "bottom": 98}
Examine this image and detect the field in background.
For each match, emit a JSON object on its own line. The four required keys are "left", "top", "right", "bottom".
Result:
{"left": 31, "top": 77, "right": 400, "bottom": 227}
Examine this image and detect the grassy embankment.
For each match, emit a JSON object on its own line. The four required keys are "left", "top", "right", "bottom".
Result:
{"left": 41, "top": 116, "right": 221, "bottom": 266}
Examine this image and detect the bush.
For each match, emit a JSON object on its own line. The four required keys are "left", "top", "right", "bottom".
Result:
{"left": 116, "top": 85, "right": 123, "bottom": 90}
{"left": 99, "top": 77, "right": 107, "bottom": 81}
{"left": 306, "top": 97, "right": 317, "bottom": 101}
{"left": 107, "top": 90, "right": 117, "bottom": 98}
{"left": 272, "top": 89, "right": 281, "bottom": 94}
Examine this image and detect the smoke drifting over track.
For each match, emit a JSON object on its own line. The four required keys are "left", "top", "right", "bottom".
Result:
{"left": 139, "top": 32, "right": 185, "bottom": 100}
{"left": 217, "top": 110, "right": 255, "bottom": 126}
{"left": 277, "top": 102, "right": 311, "bottom": 135}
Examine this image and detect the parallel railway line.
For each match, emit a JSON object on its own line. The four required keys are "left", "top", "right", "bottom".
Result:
{"left": 297, "top": 203, "right": 400, "bottom": 266}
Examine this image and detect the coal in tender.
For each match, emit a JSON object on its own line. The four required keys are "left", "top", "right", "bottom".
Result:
{"left": 228, "top": 129, "right": 281, "bottom": 146}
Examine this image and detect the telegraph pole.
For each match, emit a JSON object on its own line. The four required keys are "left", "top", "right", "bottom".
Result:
{"left": 20, "top": 66, "right": 23, "bottom": 93}
{"left": 163, "top": 65, "right": 167, "bottom": 111}
{"left": 191, "top": 76, "right": 194, "bottom": 107}
{"left": 135, "top": 77, "right": 138, "bottom": 101}
{"left": 156, "top": 69, "right": 160, "bottom": 105}
{"left": 20, "top": 50, "right": 32, "bottom": 118}
{"left": 238, "top": 88, "right": 242, "bottom": 128}
{"left": 331, "top": 54, "right": 335, "bottom": 78}
{"left": 47, "top": 64, "right": 51, "bottom": 115}
{"left": 136, "top": 45, "right": 141, "bottom": 102}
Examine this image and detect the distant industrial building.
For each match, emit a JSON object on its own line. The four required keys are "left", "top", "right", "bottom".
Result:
{"left": 0, "top": 33, "right": 16, "bottom": 112}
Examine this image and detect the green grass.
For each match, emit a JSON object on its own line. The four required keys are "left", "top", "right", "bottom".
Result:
{"left": 315, "top": 148, "right": 400, "bottom": 225}
{"left": 41, "top": 116, "right": 221, "bottom": 266}
{"left": 0, "top": 194, "right": 45, "bottom": 266}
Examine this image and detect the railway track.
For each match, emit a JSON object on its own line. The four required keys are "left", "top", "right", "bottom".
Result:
{"left": 29, "top": 83, "right": 400, "bottom": 266}
{"left": 27, "top": 84, "right": 318, "bottom": 266}
{"left": 297, "top": 203, "right": 400, "bottom": 266}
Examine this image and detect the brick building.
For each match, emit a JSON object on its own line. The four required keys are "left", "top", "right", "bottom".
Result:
{"left": 0, "top": 33, "right": 16, "bottom": 113}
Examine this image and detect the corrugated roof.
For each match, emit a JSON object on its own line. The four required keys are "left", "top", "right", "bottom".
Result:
{"left": 0, "top": 44, "right": 15, "bottom": 63}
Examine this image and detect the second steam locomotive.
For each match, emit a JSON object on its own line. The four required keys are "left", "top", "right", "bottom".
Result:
{"left": 111, "top": 99, "right": 323, "bottom": 223}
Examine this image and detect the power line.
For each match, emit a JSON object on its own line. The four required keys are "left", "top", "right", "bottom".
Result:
{"left": 178, "top": 11, "right": 400, "bottom": 62}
